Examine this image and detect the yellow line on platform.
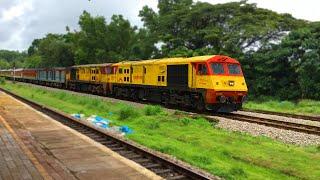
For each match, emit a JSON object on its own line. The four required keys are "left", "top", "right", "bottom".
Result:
{"left": 0, "top": 115, "right": 52, "bottom": 180}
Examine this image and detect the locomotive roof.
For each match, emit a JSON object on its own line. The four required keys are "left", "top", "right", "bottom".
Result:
{"left": 112, "top": 55, "right": 213, "bottom": 66}
{"left": 112, "top": 55, "right": 239, "bottom": 66}
{"left": 72, "top": 63, "right": 112, "bottom": 68}
{"left": 49, "top": 55, "right": 239, "bottom": 69}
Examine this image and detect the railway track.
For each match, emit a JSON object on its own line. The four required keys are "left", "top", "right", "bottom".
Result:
{"left": 4, "top": 81, "right": 320, "bottom": 136}
{"left": 216, "top": 113, "right": 320, "bottom": 136}
{"left": 0, "top": 87, "right": 213, "bottom": 180}
{"left": 242, "top": 109, "right": 320, "bottom": 122}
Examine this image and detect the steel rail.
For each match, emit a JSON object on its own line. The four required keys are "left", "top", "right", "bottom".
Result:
{"left": 217, "top": 113, "right": 320, "bottom": 136}
{"left": 242, "top": 109, "right": 320, "bottom": 122}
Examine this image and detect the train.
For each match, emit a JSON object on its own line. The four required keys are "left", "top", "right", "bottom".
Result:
{"left": 0, "top": 55, "right": 248, "bottom": 112}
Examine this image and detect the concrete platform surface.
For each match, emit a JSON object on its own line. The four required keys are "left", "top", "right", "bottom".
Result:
{"left": 0, "top": 91, "right": 162, "bottom": 180}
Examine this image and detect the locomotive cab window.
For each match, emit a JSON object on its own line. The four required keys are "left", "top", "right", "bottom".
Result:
{"left": 210, "top": 63, "right": 224, "bottom": 75}
{"left": 197, "top": 64, "right": 208, "bottom": 75}
{"left": 228, "top": 64, "right": 241, "bottom": 75}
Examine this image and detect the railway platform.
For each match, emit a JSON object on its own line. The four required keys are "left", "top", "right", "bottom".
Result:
{"left": 0, "top": 91, "right": 161, "bottom": 180}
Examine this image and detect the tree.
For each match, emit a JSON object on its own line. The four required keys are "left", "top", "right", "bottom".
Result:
{"left": 139, "top": 0, "right": 305, "bottom": 57}
{"left": 73, "top": 11, "right": 109, "bottom": 64}
{"left": 27, "top": 39, "right": 41, "bottom": 56}
{"left": 37, "top": 34, "right": 75, "bottom": 67}
{"left": 245, "top": 22, "right": 320, "bottom": 100}
{"left": 279, "top": 23, "right": 320, "bottom": 99}
{"left": 23, "top": 55, "right": 42, "bottom": 68}
{"left": 73, "top": 11, "right": 157, "bottom": 64}
{"left": 0, "top": 59, "right": 10, "bottom": 69}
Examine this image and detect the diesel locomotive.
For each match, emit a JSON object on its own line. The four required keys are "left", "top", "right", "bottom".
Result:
{"left": 0, "top": 55, "right": 248, "bottom": 112}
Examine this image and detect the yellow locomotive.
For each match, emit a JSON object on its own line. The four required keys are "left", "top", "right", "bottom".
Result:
{"left": 66, "top": 55, "right": 248, "bottom": 112}
{"left": 1, "top": 55, "right": 247, "bottom": 112}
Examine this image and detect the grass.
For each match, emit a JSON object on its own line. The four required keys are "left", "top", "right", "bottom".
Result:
{"left": 244, "top": 100, "right": 320, "bottom": 115}
{"left": 1, "top": 82, "right": 320, "bottom": 180}
{"left": 0, "top": 77, "right": 5, "bottom": 85}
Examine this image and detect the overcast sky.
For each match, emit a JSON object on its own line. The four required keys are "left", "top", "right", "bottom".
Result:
{"left": 0, "top": 0, "right": 319, "bottom": 51}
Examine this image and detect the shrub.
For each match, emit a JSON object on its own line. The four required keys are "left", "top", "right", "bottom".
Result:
{"left": 144, "top": 105, "right": 163, "bottom": 116}
{"left": 180, "top": 117, "right": 192, "bottom": 126}
{"left": 118, "top": 106, "right": 139, "bottom": 120}
{"left": 0, "top": 77, "right": 5, "bottom": 85}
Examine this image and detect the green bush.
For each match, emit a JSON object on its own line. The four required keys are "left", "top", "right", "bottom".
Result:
{"left": 0, "top": 77, "right": 6, "bottom": 85}
{"left": 144, "top": 105, "right": 163, "bottom": 116}
{"left": 180, "top": 117, "right": 192, "bottom": 126}
{"left": 118, "top": 106, "right": 139, "bottom": 120}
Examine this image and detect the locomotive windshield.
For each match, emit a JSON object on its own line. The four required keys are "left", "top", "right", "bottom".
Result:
{"left": 210, "top": 63, "right": 242, "bottom": 75}
{"left": 210, "top": 63, "right": 224, "bottom": 74}
{"left": 228, "top": 64, "right": 241, "bottom": 74}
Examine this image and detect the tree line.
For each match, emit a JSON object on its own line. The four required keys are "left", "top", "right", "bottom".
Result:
{"left": 1, "top": 0, "right": 319, "bottom": 100}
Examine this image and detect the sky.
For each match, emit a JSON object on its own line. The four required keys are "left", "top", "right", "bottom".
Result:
{"left": 0, "top": 0, "right": 319, "bottom": 51}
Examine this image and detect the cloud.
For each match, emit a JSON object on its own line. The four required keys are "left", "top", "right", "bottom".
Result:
{"left": 0, "top": 0, "right": 34, "bottom": 50}
{"left": 0, "top": 0, "right": 319, "bottom": 51}
{"left": 1, "top": 0, "right": 33, "bottom": 22}
{"left": 0, "top": 0, "right": 159, "bottom": 51}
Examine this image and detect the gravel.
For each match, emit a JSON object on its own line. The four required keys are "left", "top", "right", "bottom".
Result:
{"left": 212, "top": 116, "right": 320, "bottom": 146}
{"left": 236, "top": 111, "right": 320, "bottom": 127}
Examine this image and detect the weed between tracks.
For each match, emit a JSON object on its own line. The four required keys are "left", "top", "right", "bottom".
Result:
{"left": 2, "top": 82, "right": 320, "bottom": 180}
